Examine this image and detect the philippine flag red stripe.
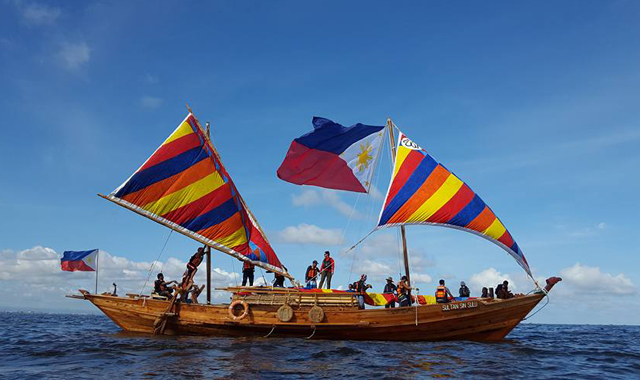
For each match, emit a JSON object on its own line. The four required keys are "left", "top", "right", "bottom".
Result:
{"left": 61, "top": 260, "right": 95, "bottom": 272}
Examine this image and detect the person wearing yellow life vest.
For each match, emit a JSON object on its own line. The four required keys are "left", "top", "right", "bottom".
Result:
{"left": 397, "top": 276, "right": 412, "bottom": 307}
{"left": 435, "top": 279, "right": 454, "bottom": 303}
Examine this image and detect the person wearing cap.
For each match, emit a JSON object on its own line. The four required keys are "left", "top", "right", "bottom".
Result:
{"left": 383, "top": 276, "right": 398, "bottom": 308}
{"left": 318, "top": 251, "right": 335, "bottom": 289}
{"left": 459, "top": 281, "right": 470, "bottom": 298}
{"left": 305, "top": 260, "right": 319, "bottom": 289}
{"left": 355, "top": 274, "right": 372, "bottom": 309}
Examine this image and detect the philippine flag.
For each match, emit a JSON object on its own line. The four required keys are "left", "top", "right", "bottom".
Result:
{"left": 277, "top": 117, "right": 385, "bottom": 193}
{"left": 61, "top": 249, "right": 98, "bottom": 272}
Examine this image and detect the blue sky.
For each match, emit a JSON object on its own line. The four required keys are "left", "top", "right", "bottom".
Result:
{"left": 1, "top": 0, "right": 640, "bottom": 325}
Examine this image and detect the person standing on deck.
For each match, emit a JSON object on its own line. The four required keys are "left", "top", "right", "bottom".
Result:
{"left": 242, "top": 261, "right": 255, "bottom": 286}
{"left": 383, "top": 277, "right": 397, "bottom": 308}
{"left": 318, "top": 251, "right": 335, "bottom": 289}
{"left": 435, "top": 279, "right": 454, "bottom": 303}
{"left": 181, "top": 247, "right": 206, "bottom": 291}
{"left": 397, "top": 276, "right": 413, "bottom": 307}
{"left": 355, "top": 274, "right": 372, "bottom": 309}
{"left": 305, "top": 260, "right": 319, "bottom": 289}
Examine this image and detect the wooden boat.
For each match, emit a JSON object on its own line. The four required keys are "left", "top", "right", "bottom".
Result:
{"left": 75, "top": 280, "right": 559, "bottom": 341}
{"left": 71, "top": 110, "right": 560, "bottom": 341}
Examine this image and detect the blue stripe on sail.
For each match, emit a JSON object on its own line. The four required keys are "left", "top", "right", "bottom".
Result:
{"left": 447, "top": 194, "right": 486, "bottom": 227}
{"left": 62, "top": 249, "right": 98, "bottom": 262}
{"left": 115, "top": 147, "right": 208, "bottom": 198}
{"left": 182, "top": 198, "right": 239, "bottom": 232}
{"left": 379, "top": 154, "right": 438, "bottom": 225}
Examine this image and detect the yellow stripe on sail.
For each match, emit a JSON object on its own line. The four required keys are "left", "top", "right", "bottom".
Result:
{"left": 162, "top": 119, "right": 195, "bottom": 146}
{"left": 215, "top": 225, "right": 249, "bottom": 248}
{"left": 142, "top": 172, "right": 225, "bottom": 216}
{"left": 406, "top": 174, "right": 464, "bottom": 223}
{"left": 393, "top": 145, "right": 413, "bottom": 178}
{"left": 483, "top": 218, "right": 507, "bottom": 240}
{"left": 368, "top": 293, "right": 389, "bottom": 306}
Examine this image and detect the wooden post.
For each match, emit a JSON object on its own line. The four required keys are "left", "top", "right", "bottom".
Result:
{"left": 206, "top": 122, "right": 212, "bottom": 305}
{"left": 387, "top": 119, "right": 411, "bottom": 285}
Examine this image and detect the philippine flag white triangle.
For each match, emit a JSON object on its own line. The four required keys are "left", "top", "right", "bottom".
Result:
{"left": 339, "top": 128, "right": 385, "bottom": 193}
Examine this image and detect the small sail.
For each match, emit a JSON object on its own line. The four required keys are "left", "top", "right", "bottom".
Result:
{"left": 377, "top": 130, "right": 531, "bottom": 277}
{"left": 105, "top": 113, "right": 287, "bottom": 276}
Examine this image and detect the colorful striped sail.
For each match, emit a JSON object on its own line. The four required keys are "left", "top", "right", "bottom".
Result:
{"left": 104, "top": 113, "right": 288, "bottom": 276}
{"left": 377, "top": 130, "right": 531, "bottom": 277}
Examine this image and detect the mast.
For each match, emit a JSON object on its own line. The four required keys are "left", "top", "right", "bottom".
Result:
{"left": 205, "top": 121, "right": 212, "bottom": 304}
{"left": 387, "top": 118, "right": 411, "bottom": 284}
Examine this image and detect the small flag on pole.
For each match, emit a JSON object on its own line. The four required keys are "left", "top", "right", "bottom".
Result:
{"left": 61, "top": 249, "right": 99, "bottom": 272}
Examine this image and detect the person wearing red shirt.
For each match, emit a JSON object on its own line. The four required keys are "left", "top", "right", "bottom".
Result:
{"left": 318, "top": 251, "right": 335, "bottom": 289}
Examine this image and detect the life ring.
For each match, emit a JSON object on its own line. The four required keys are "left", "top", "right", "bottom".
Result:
{"left": 228, "top": 300, "right": 249, "bottom": 320}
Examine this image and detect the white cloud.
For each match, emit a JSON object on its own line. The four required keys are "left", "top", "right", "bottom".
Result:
{"left": 291, "top": 189, "right": 361, "bottom": 218}
{"left": 469, "top": 268, "right": 517, "bottom": 292}
{"left": 140, "top": 95, "right": 163, "bottom": 109}
{"left": 353, "top": 259, "right": 393, "bottom": 281}
{"left": 411, "top": 273, "right": 433, "bottom": 287}
{"left": 560, "top": 263, "right": 636, "bottom": 295}
{"left": 278, "top": 223, "right": 344, "bottom": 246}
{"left": 368, "top": 185, "right": 385, "bottom": 201}
{"left": 0, "top": 246, "right": 240, "bottom": 311}
{"left": 19, "top": 2, "right": 61, "bottom": 25}
{"left": 291, "top": 189, "right": 321, "bottom": 207}
{"left": 58, "top": 42, "right": 90, "bottom": 70}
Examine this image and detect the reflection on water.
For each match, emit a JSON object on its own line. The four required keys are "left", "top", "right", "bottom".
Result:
{"left": 0, "top": 312, "right": 639, "bottom": 379}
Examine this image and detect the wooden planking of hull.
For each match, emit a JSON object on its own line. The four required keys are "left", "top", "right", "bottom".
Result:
{"left": 78, "top": 290, "right": 546, "bottom": 342}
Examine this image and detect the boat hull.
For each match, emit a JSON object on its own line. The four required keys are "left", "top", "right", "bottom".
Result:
{"left": 81, "top": 292, "right": 545, "bottom": 342}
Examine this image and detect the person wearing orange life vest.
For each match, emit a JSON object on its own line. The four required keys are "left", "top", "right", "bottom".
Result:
{"left": 435, "top": 279, "right": 454, "bottom": 303}
{"left": 397, "top": 276, "right": 412, "bottom": 307}
{"left": 305, "top": 260, "right": 319, "bottom": 289}
{"left": 242, "top": 261, "right": 255, "bottom": 286}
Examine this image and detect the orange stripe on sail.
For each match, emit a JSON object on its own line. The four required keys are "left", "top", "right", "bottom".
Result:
{"left": 122, "top": 158, "right": 215, "bottom": 207}
{"left": 388, "top": 165, "right": 450, "bottom": 224}
{"left": 465, "top": 206, "right": 496, "bottom": 234}
{"left": 197, "top": 211, "right": 246, "bottom": 246}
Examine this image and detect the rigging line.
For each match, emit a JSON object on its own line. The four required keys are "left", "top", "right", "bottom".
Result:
{"left": 523, "top": 292, "right": 550, "bottom": 321}
{"left": 139, "top": 229, "right": 174, "bottom": 296}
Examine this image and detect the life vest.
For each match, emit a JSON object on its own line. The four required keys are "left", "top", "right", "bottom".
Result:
{"left": 436, "top": 286, "right": 449, "bottom": 301}
{"left": 306, "top": 266, "right": 318, "bottom": 280}
{"left": 243, "top": 261, "right": 254, "bottom": 271}
{"left": 321, "top": 258, "right": 334, "bottom": 273}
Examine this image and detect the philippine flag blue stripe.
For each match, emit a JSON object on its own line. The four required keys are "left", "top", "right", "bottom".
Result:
{"left": 62, "top": 249, "right": 98, "bottom": 262}
{"left": 295, "top": 117, "right": 384, "bottom": 154}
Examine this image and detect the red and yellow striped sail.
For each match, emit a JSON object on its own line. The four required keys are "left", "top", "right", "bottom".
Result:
{"left": 378, "top": 131, "right": 531, "bottom": 277}
{"left": 105, "top": 113, "right": 287, "bottom": 275}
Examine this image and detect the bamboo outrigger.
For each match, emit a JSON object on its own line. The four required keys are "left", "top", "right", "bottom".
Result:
{"left": 70, "top": 110, "right": 560, "bottom": 341}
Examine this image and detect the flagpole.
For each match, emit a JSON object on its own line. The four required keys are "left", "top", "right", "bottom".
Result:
{"left": 95, "top": 249, "right": 99, "bottom": 294}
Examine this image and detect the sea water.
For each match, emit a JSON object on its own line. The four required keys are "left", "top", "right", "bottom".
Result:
{"left": 0, "top": 312, "right": 638, "bottom": 379}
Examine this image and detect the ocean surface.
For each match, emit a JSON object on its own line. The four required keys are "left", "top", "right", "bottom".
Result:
{"left": 0, "top": 312, "right": 638, "bottom": 379}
